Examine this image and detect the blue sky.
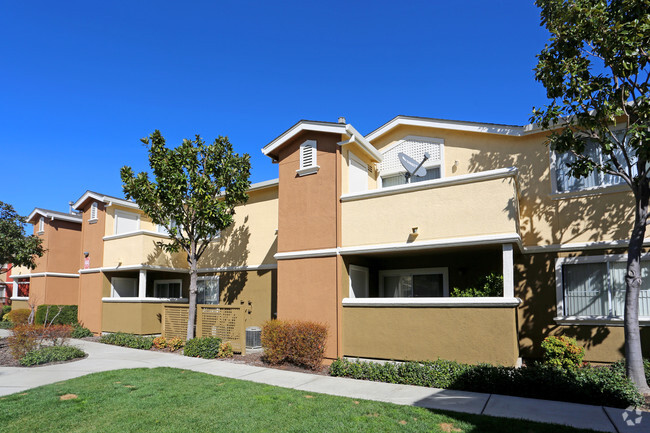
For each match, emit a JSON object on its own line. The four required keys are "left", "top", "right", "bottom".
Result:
{"left": 0, "top": 1, "right": 550, "bottom": 217}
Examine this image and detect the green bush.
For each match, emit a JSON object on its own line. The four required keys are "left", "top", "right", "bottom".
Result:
{"left": 0, "top": 321, "right": 13, "bottom": 329}
{"left": 34, "top": 305, "right": 78, "bottom": 325}
{"left": 99, "top": 332, "right": 153, "bottom": 350}
{"left": 450, "top": 273, "right": 503, "bottom": 297}
{"left": 183, "top": 337, "right": 222, "bottom": 358}
{"left": 261, "top": 320, "right": 328, "bottom": 370}
{"left": 71, "top": 324, "right": 93, "bottom": 338}
{"left": 19, "top": 346, "right": 86, "bottom": 366}
{"left": 541, "top": 335, "right": 585, "bottom": 369}
{"left": 0, "top": 305, "right": 11, "bottom": 321}
{"left": 329, "top": 358, "right": 644, "bottom": 408}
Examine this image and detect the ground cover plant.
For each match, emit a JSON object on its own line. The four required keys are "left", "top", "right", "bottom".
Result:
{"left": 99, "top": 332, "right": 153, "bottom": 350}
{"left": 19, "top": 346, "right": 85, "bottom": 366}
{"left": 329, "top": 358, "right": 645, "bottom": 408}
{"left": 0, "top": 367, "right": 599, "bottom": 433}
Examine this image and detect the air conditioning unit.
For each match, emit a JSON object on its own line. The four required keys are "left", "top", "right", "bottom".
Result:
{"left": 246, "top": 326, "right": 262, "bottom": 349}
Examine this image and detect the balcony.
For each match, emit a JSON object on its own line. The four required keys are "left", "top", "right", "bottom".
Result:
{"left": 340, "top": 168, "right": 520, "bottom": 251}
{"left": 103, "top": 231, "right": 187, "bottom": 269}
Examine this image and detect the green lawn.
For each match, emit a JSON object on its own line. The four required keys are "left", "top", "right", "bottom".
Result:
{"left": 0, "top": 368, "right": 598, "bottom": 433}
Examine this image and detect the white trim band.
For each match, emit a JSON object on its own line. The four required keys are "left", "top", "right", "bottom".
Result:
{"left": 9, "top": 272, "right": 79, "bottom": 279}
{"left": 103, "top": 230, "right": 171, "bottom": 241}
{"left": 81, "top": 264, "right": 277, "bottom": 274}
{"left": 10, "top": 296, "right": 29, "bottom": 301}
{"left": 554, "top": 316, "right": 650, "bottom": 327}
{"left": 102, "top": 297, "right": 188, "bottom": 303}
{"left": 523, "top": 238, "right": 650, "bottom": 254}
{"left": 342, "top": 297, "right": 522, "bottom": 307}
{"left": 274, "top": 248, "right": 339, "bottom": 260}
{"left": 341, "top": 167, "right": 518, "bottom": 202}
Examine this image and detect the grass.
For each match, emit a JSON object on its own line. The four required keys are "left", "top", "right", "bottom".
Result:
{"left": 0, "top": 368, "right": 599, "bottom": 433}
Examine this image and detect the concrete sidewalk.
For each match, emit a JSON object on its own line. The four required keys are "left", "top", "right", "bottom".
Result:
{"left": 0, "top": 329, "right": 646, "bottom": 432}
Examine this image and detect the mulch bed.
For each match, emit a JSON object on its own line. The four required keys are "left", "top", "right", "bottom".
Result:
{"left": 218, "top": 349, "right": 329, "bottom": 376}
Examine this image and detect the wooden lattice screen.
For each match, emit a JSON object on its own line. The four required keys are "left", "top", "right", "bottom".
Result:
{"left": 197, "top": 305, "right": 246, "bottom": 355}
{"left": 162, "top": 304, "right": 189, "bottom": 340}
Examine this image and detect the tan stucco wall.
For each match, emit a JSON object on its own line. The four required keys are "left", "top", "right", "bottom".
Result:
{"left": 343, "top": 306, "right": 520, "bottom": 365}
{"left": 342, "top": 176, "right": 518, "bottom": 247}
{"left": 516, "top": 251, "right": 650, "bottom": 362}
{"left": 103, "top": 234, "right": 186, "bottom": 268}
{"left": 29, "top": 218, "right": 82, "bottom": 274}
{"left": 78, "top": 272, "right": 108, "bottom": 333}
{"left": 80, "top": 200, "right": 106, "bottom": 270}
{"left": 10, "top": 300, "right": 29, "bottom": 310}
{"left": 200, "top": 187, "right": 278, "bottom": 268}
{"left": 215, "top": 268, "right": 276, "bottom": 327}
{"left": 369, "top": 125, "right": 634, "bottom": 248}
{"left": 277, "top": 132, "right": 340, "bottom": 253}
{"left": 33, "top": 276, "right": 79, "bottom": 305}
{"left": 277, "top": 257, "right": 339, "bottom": 359}
{"left": 102, "top": 302, "right": 163, "bottom": 335}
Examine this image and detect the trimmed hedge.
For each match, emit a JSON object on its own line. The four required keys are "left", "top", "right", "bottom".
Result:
{"left": 183, "top": 337, "right": 222, "bottom": 358}
{"left": 34, "top": 305, "right": 78, "bottom": 325}
{"left": 20, "top": 346, "right": 86, "bottom": 366}
{"left": 261, "top": 320, "right": 327, "bottom": 370}
{"left": 99, "top": 332, "right": 154, "bottom": 350}
{"left": 329, "top": 358, "right": 645, "bottom": 408}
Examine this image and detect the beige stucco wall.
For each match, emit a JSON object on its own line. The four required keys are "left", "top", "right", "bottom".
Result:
{"left": 343, "top": 306, "right": 520, "bottom": 365}
{"left": 103, "top": 234, "right": 186, "bottom": 268}
{"left": 200, "top": 187, "right": 278, "bottom": 268}
{"left": 341, "top": 176, "right": 519, "bottom": 247}
{"left": 102, "top": 301, "right": 164, "bottom": 335}
{"left": 10, "top": 265, "right": 31, "bottom": 277}
{"left": 10, "top": 300, "right": 29, "bottom": 310}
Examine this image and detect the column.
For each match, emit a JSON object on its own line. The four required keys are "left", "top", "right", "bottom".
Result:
{"left": 502, "top": 244, "right": 514, "bottom": 298}
{"left": 138, "top": 269, "right": 147, "bottom": 298}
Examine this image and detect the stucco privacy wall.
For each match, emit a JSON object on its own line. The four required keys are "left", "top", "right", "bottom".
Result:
{"left": 369, "top": 125, "right": 634, "bottom": 248}
{"left": 102, "top": 302, "right": 163, "bottom": 335}
{"left": 103, "top": 234, "right": 186, "bottom": 268}
{"left": 516, "top": 251, "right": 650, "bottom": 362}
{"left": 200, "top": 187, "right": 279, "bottom": 269}
{"left": 11, "top": 300, "right": 29, "bottom": 310}
{"left": 343, "top": 306, "right": 520, "bottom": 366}
{"left": 341, "top": 176, "right": 519, "bottom": 247}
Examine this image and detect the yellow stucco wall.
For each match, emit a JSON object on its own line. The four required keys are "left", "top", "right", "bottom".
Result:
{"left": 102, "top": 301, "right": 164, "bottom": 335}
{"left": 10, "top": 266, "right": 31, "bottom": 277}
{"left": 103, "top": 234, "right": 186, "bottom": 268}
{"left": 10, "top": 300, "right": 29, "bottom": 310}
{"left": 343, "top": 306, "right": 520, "bottom": 365}
{"left": 341, "top": 176, "right": 518, "bottom": 247}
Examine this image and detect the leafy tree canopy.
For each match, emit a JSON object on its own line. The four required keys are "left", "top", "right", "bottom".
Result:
{"left": 0, "top": 201, "right": 44, "bottom": 273}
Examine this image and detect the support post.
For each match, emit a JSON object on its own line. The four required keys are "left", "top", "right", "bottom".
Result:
{"left": 138, "top": 269, "right": 147, "bottom": 298}
{"left": 502, "top": 244, "right": 514, "bottom": 298}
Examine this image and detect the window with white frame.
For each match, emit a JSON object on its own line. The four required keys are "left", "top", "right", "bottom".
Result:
{"left": 552, "top": 133, "right": 633, "bottom": 193}
{"left": 377, "top": 136, "right": 443, "bottom": 188}
{"left": 197, "top": 276, "right": 220, "bottom": 304}
{"left": 114, "top": 210, "right": 140, "bottom": 235}
{"left": 379, "top": 268, "right": 449, "bottom": 298}
{"left": 297, "top": 139, "right": 318, "bottom": 175}
{"left": 556, "top": 255, "right": 650, "bottom": 318}
{"left": 349, "top": 265, "right": 369, "bottom": 298}
{"left": 90, "top": 202, "right": 98, "bottom": 222}
{"left": 154, "top": 279, "right": 182, "bottom": 298}
{"left": 111, "top": 277, "right": 138, "bottom": 298}
{"left": 38, "top": 217, "right": 45, "bottom": 233}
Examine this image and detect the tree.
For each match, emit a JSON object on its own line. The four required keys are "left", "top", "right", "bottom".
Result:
{"left": 121, "top": 130, "right": 251, "bottom": 340}
{"left": 532, "top": 0, "right": 650, "bottom": 393}
{"left": 0, "top": 201, "right": 44, "bottom": 274}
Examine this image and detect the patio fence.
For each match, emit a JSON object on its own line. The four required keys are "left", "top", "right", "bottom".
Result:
{"left": 162, "top": 304, "right": 246, "bottom": 354}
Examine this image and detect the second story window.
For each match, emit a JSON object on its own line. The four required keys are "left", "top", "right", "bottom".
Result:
{"left": 114, "top": 210, "right": 140, "bottom": 235}
{"left": 38, "top": 217, "right": 44, "bottom": 234}
{"left": 297, "top": 140, "right": 319, "bottom": 176}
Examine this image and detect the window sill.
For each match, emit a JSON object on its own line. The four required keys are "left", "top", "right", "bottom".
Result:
{"left": 554, "top": 316, "right": 650, "bottom": 326}
{"left": 296, "top": 165, "right": 320, "bottom": 176}
{"left": 342, "top": 297, "right": 521, "bottom": 307}
{"left": 10, "top": 296, "right": 29, "bottom": 301}
{"left": 102, "top": 297, "right": 188, "bottom": 303}
{"left": 550, "top": 183, "right": 629, "bottom": 200}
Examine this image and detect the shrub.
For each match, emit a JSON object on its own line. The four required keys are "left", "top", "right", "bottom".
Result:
{"left": 0, "top": 305, "right": 10, "bottom": 321}
{"left": 450, "top": 273, "right": 503, "bottom": 297}
{"left": 71, "top": 324, "right": 93, "bottom": 338}
{"left": 0, "top": 321, "right": 13, "bottom": 329}
{"left": 34, "top": 305, "right": 78, "bottom": 326}
{"left": 167, "top": 337, "right": 184, "bottom": 352}
{"left": 541, "top": 335, "right": 585, "bottom": 369}
{"left": 6, "top": 309, "right": 30, "bottom": 325}
{"left": 41, "top": 324, "right": 73, "bottom": 346}
{"left": 153, "top": 336, "right": 167, "bottom": 349}
{"left": 183, "top": 337, "right": 222, "bottom": 358}
{"left": 261, "top": 320, "right": 327, "bottom": 370}
{"left": 329, "top": 358, "right": 644, "bottom": 408}
{"left": 7, "top": 324, "right": 42, "bottom": 359}
{"left": 20, "top": 346, "right": 86, "bottom": 366}
{"left": 218, "top": 341, "right": 234, "bottom": 358}
{"left": 99, "top": 332, "right": 154, "bottom": 350}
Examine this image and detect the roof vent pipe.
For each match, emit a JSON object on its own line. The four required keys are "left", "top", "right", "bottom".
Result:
{"left": 338, "top": 116, "right": 346, "bottom": 124}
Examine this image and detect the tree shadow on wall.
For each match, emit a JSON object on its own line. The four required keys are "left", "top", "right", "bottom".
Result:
{"left": 468, "top": 141, "right": 634, "bottom": 359}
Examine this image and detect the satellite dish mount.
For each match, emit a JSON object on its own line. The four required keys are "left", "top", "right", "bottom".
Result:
{"left": 398, "top": 152, "right": 430, "bottom": 182}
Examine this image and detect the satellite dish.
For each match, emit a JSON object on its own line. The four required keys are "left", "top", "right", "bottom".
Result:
{"left": 398, "top": 152, "right": 430, "bottom": 181}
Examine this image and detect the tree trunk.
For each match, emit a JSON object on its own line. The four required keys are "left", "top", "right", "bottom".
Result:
{"left": 186, "top": 246, "right": 199, "bottom": 341}
{"left": 625, "top": 181, "right": 650, "bottom": 395}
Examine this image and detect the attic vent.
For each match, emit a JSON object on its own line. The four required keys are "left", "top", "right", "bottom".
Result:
{"left": 378, "top": 136, "right": 443, "bottom": 175}
{"left": 90, "top": 202, "right": 98, "bottom": 221}
{"left": 300, "top": 140, "right": 317, "bottom": 169}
